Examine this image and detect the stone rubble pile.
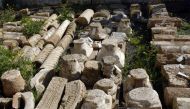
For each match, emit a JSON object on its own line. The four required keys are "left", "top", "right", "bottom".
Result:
{"left": 149, "top": 3, "right": 190, "bottom": 109}
{"left": 0, "top": 2, "right": 189, "bottom": 109}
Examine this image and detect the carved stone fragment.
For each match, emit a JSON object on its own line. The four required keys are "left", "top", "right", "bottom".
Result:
{"left": 94, "top": 79, "right": 117, "bottom": 108}
{"left": 125, "top": 87, "right": 162, "bottom": 109}
{"left": 36, "top": 77, "right": 67, "bottom": 109}
{"left": 60, "top": 54, "right": 87, "bottom": 81}
{"left": 81, "top": 60, "right": 102, "bottom": 87}
{"left": 96, "top": 38, "right": 125, "bottom": 68}
{"left": 47, "top": 20, "right": 70, "bottom": 46}
{"left": 25, "top": 34, "right": 41, "bottom": 47}
{"left": 40, "top": 46, "right": 64, "bottom": 70}
{"left": 34, "top": 44, "right": 54, "bottom": 66}
{"left": 59, "top": 80, "right": 86, "bottom": 109}
{"left": 123, "top": 68, "right": 152, "bottom": 96}
{"left": 81, "top": 89, "right": 112, "bottom": 109}
{"left": 72, "top": 37, "right": 93, "bottom": 57}
{"left": 3, "top": 40, "right": 19, "bottom": 49}
{"left": 1, "top": 70, "right": 25, "bottom": 97}
{"left": 76, "top": 9, "right": 94, "bottom": 25}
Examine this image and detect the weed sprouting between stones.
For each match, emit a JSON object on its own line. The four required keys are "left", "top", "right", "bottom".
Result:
{"left": 21, "top": 17, "right": 44, "bottom": 37}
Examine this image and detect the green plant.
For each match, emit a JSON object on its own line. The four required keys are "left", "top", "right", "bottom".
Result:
{"left": 124, "top": 31, "right": 160, "bottom": 84}
{"left": 56, "top": 6, "right": 73, "bottom": 23}
{"left": 178, "top": 20, "right": 190, "bottom": 35}
{"left": 21, "top": 17, "right": 44, "bottom": 37}
{"left": 0, "top": 46, "right": 35, "bottom": 82}
{"left": 0, "top": 8, "right": 15, "bottom": 26}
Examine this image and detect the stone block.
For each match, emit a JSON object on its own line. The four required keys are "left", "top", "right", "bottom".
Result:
{"left": 162, "top": 64, "right": 190, "bottom": 87}
{"left": 164, "top": 87, "right": 190, "bottom": 107}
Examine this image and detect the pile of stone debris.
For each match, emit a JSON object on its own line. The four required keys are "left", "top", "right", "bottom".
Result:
{"left": 0, "top": 2, "right": 189, "bottom": 109}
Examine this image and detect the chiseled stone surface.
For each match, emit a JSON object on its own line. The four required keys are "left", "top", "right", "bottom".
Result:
{"left": 81, "top": 60, "right": 102, "bottom": 87}
{"left": 1, "top": 70, "right": 25, "bottom": 97}
{"left": 123, "top": 68, "right": 152, "bottom": 95}
{"left": 36, "top": 77, "right": 67, "bottom": 109}
{"left": 161, "top": 64, "right": 190, "bottom": 87}
{"left": 164, "top": 87, "right": 190, "bottom": 107}
{"left": 125, "top": 87, "right": 162, "bottom": 109}
{"left": 173, "top": 97, "right": 190, "bottom": 109}
{"left": 81, "top": 89, "right": 112, "bottom": 109}
{"left": 59, "top": 80, "right": 86, "bottom": 109}
{"left": 60, "top": 54, "right": 87, "bottom": 81}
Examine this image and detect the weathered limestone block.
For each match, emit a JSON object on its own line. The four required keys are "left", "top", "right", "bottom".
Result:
{"left": 47, "top": 20, "right": 70, "bottom": 46}
{"left": 110, "top": 32, "right": 127, "bottom": 53}
{"left": 149, "top": 4, "right": 166, "bottom": 13}
{"left": 59, "top": 80, "right": 86, "bottom": 109}
{"left": 36, "top": 39, "right": 45, "bottom": 50}
{"left": 161, "top": 64, "right": 190, "bottom": 87}
{"left": 0, "top": 98, "right": 12, "bottom": 109}
{"left": 101, "top": 56, "right": 122, "bottom": 86}
{"left": 81, "top": 60, "right": 102, "bottom": 87}
{"left": 93, "top": 9, "right": 110, "bottom": 19}
{"left": 3, "top": 22, "right": 23, "bottom": 32}
{"left": 72, "top": 37, "right": 93, "bottom": 57}
{"left": 148, "top": 17, "right": 182, "bottom": 28}
{"left": 123, "top": 68, "right": 152, "bottom": 95}
{"left": 36, "top": 77, "right": 67, "bottom": 109}
{"left": 21, "top": 92, "right": 35, "bottom": 109}
{"left": 153, "top": 34, "right": 190, "bottom": 41}
{"left": 173, "top": 97, "right": 190, "bottom": 109}
{"left": 92, "top": 41, "right": 102, "bottom": 50}
{"left": 94, "top": 79, "right": 117, "bottom": 108}
{"left": 57, "top": 22, "right": 76, "bottom": 49}
{"left": 130, "top": 4, "right": 141, "bottom": 18}
{"left": 22, "top": 47, "right": 41, "bottom": 62}
{"left": 81, "top": 89, "right": 112, "bottom": 109}
{"left": 25, "top": 34, "right": 41, "bottom": 47}
{"left": 89, "top": 50, "right": 98, "bottom": 60}
{"left": 151, "top": 26, "right": 177, "bottom": 35}
{"left": 76, "top": 9, "right": 94, "bottom": 25}
{"left": 30, "top": 15, "right": 48, "bottom": 21}
{"left": 3, "top": 40, "right": 19, "bottom": 49}
{"left": 156, "top": 53, "right": 190, "bottom": 67}
{"left": 30, "top": 69, "right": 53, "bottom": 95}
{"left": 88, "top": 22, "right": 108, "bottom": 40}
{"left": 1, "top": 70, "right": 25, "bottom": 97}
{"left": 12, "top": 92, "right": 21, "bottom": 109}
{"left": 151, "top": 41, "right": 190, "bottom": 47}
{"left": 40, "top": 46, "right": 63, "bottom": 70}
{"left": 64, "top": 21, "right": 77, "bottom": 37}
{"left": 125, "top": 87, "right": 162, "bottom": 109}
{"left": 102, "top": 56, "right": 117, "bottom": 78}
{"left": 96, "top": 38, "right": 125, "bottom": 68}
{"left": 34, "top": 44, "right": 54, "bottom": 66}
{"left": 60, "top": 54, "right": 87, "bottom": 81}
{"left": 35, "top": 12, "right": 50, "bottom": 17}
{"left": 57, "top": 34, "right": 72, "bottom": 50}
{"left": 164, "top": 87, "right": 190, "bottom": 107}
{"left": 42, "top": 27, "right": 56, "bottom": 41}
{"left": 117, "top": 18, "right": 132, "bottom": 35}
{"left": 3, "top": 32, "right": 27, "bottom": 44}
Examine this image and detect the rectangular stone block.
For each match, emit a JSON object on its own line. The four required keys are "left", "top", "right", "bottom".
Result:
{"left": 151, "top": 41, "right": 190, "bottom": 47}
{"left": 148, "top": 17, "right": 182, "bottom": 28}
{"left": 164, "top": 87, "right": 190, "bottom": 107}
{"left": 153, "top": 34, "right": 190, "bottom": 41}
{"left": 156, "top": 53, "right": 190, "bottom": 67}
{"left": 161, "top": 64, "right": 190, "bottom": 87}
{"left": 173, "top": 97, "right": 190, "bottom": 109}
{"left": 36, "top": 77, "right": 67, "bottom": 109}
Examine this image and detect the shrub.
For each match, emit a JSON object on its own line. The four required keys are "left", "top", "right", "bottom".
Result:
{"left": 0, "top": 8, "right": 15, "bottom": 26}
{"left": 178, "top": 20, "right": 190, "bottom": 35}
{"left": 0, "top": 46, "right": 35, "bottom": 82}
{"left": 124, "top": 31, "right": 159, "bottom": 84}
{"left": 56, "top": 6, "right": 73, "bottom": 23}
{"left": 21, "top": 17, "right": 44, "bottom": 37}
